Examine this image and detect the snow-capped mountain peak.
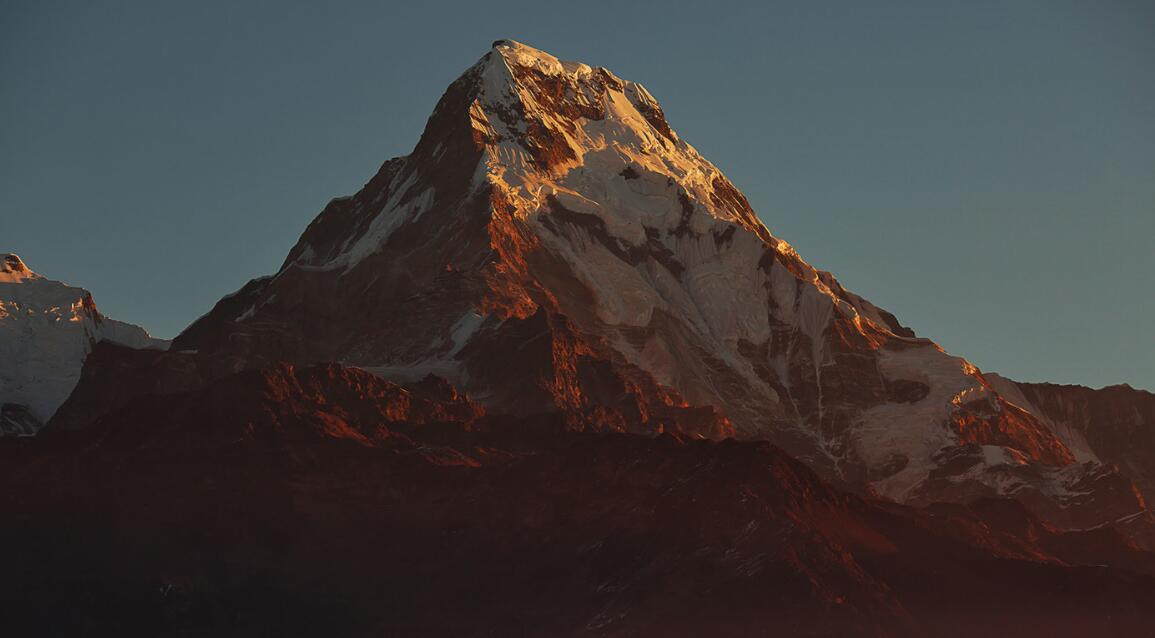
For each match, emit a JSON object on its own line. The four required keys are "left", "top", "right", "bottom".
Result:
{"left": 0, "top": 254, "right": 167, "bottom": 432}
{"left": 172, "top": 41, "right": 1150, "bottom": 537}
{"left": 472, "top": 40, "right": 758, "bottom": 230}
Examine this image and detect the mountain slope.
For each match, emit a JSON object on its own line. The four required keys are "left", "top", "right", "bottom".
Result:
{"left": 171, "top": 41, "right": 1147, "bottom": 536}
{"left": 984, "top": 375, "right": 1155, "bottom": 538}
{"left": 6, "top": 363, "right": 1155, "bottom": 636}
{"left": 0, "top": 253, "right": 167, "bottom": 432}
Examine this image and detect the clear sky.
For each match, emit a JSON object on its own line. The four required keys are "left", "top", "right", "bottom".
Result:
{"left": 2, "top": 1, "right": 1152, "bottom": 390}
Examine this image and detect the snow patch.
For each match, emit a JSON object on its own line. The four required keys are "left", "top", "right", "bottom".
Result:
{"left": 448, "top": 311, "right": 486, "bottom": 357}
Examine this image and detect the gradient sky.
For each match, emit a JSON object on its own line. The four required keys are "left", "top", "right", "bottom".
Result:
{"left": 2, "top": 1, "right": 1152, "bottom": 389}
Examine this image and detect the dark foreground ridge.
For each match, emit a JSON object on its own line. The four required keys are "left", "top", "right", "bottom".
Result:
{"left": 4, "top": 351, "right": 1155, "bottom": 636}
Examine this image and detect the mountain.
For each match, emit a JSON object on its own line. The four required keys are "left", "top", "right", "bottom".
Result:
{"left": 7, "top": 358, "right": 1155, "bottom": 636}
{"left": 7, "top": 39, "right": 1155, "bottom": 635}
{"left": 166, "top": 40, "right": 1151, "bottom": 539}
{"left": 0, "top": 253, "right": 167, "bottom": 433}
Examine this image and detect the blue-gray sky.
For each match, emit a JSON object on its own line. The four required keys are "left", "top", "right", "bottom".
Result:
{"left": 2, "top": 0, "right": 1152, "bottom": 389}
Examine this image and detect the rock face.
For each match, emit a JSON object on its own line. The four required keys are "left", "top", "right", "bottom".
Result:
{"left": 984, "top": 375, "right": 1155, "bottom": 537}
{"left": 6, "top": 363, "right": 1155, "bottom": 636}
{"left": 0, "top": 253, "right": 168, "bottom": 431}
{"left": 170, "top": 41, "right": 1146, "bottom": 536}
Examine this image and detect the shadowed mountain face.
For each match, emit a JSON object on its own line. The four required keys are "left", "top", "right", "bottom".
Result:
{"left": 6, "top": 360, "right": 1155, "bottom": 637}
{"left": 169, "top": 41, "right": 1150, "bottom": 539}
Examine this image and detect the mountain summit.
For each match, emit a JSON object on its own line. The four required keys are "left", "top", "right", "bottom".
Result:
{"left": 172, "top": 41, "right": 1151, "bottom": 538}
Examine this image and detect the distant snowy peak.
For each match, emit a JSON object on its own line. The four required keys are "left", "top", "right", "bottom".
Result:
{"left": 0, "top": 254, "right": 167, "bottom": 432}
{"left": 1, "top": 253, "right": 39, "bottom": 283}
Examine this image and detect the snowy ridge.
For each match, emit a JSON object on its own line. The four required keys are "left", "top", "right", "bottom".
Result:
{"left": 984, "top": 372, "right": 1101, "bottom": 464}
{"left": 0, "top": 253, "right": 168, "bottom": 428}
